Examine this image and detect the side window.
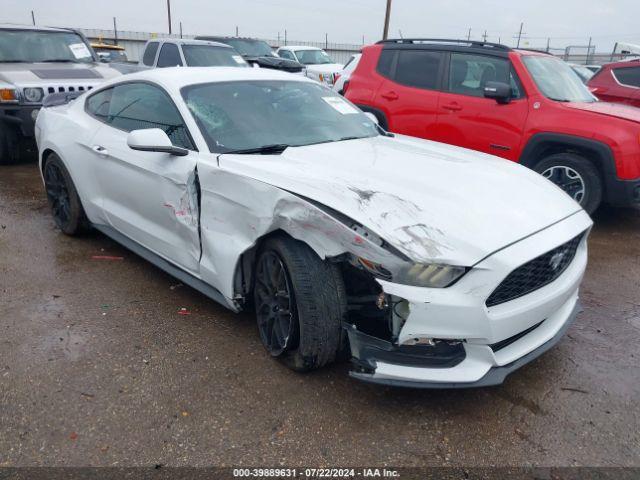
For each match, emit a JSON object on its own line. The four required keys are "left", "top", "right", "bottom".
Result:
{"left": 142, "top": 42, "right": 159, "bottom": 66}
{"left": 394, "top": 50, "right": 443, "bottom": 90}
{"left": 279, "top": 50, "right": 295, "bottom": 61}
{"left": 157, "top": 43, "right": 183, "bottom": 68}
{"left": 86, "top": 88, "right": 114, "bottom": 123}
{"left": 448, "top": 53, "right": 516, "bottom": 98}
{"left": 613, "top": 67, "right": 640, "bottom": 88}
{"left": 376, "top": 49, "right": 395, "bottom": 77}
{"left": 108, "top": 83, "right": 194, "bottom": 150}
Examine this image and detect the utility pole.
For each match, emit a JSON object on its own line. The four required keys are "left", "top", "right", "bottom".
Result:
{"left": 284, "top": 29, "right": 287, "bottom": 46}
{"left": 586, "top": 37, "right": 593, "bottom": 64}
{"left": 235, "top": 26, "right": 239, "bottom": 37}
{"left": 516, "top": 22, "right": 524, "bottom": 48}
{"left": 113, "top": 17, "right": 118, "bottom": 45}
{"left": 179, "top": 21, "right": 183, "bottom": 39}
{"left": 546, "top": 37, "right": 551, "bottom": 53}
{"left": 31, "top": 10, "right": 36, "bottom": 25}
{"left": 325, "top": 33, "right": 328, "bottom": 49}
{"left": 382, "top": 0, "right": 392, "bottom": 40}
{"left": 467, "top": 28, "right": 471, "bottom": 41}
{"left": 167, "top": 0, "right": 172, "bottom": 34}
{"left": 482, "top": 30, "right": 488, "bottom": 42}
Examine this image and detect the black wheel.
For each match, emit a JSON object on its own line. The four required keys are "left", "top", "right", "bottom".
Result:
{"left": 534, "top": 153, "right": 603, "bottom": 215}
{"left": 43, "top": 154, "right": 88, "bottom": 235}
{"left": 0, "top": 123, "right": 19, "bottom": 165}
{"left": 253, "top": 235, "right": 347, "bottom": 372}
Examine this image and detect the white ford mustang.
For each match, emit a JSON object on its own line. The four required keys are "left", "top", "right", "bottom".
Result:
{"left": 35, "top": 67, "right": 592, "bottom": 388}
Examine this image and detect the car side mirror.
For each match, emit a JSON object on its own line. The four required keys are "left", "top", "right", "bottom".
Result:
{"left": 483, "top": 81, "right": 512, "bottom": 104}
{"left": 127, "top": 129, "right": 188, "bottom": 156}
{"left": 364, "top": 112, "right": 379, "bottom": 125}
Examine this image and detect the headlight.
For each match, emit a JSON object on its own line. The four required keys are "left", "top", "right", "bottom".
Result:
{"left": 395, "top": 263, "right": 467, "bottom": 288}
{"left": 0, "top": 87, "right": 18, "bottom": 103}
{"left": 23, "top": 87, "right": 44, "bottom": 103}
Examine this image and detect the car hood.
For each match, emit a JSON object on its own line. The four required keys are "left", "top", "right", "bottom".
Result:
{"left": 563, "top": 101, "right": 640, "bottom": 124}
{"left": 305, "top": 63, "right": 344, "bottom": 74}
{"left": 0, "top": 62, "right": 120, "bottom": 85}
{"left": 218, "top": 135, "right": 582, "bottom": 266}
{"left": 244, "top": 55, "right": 304, "bottom": 72}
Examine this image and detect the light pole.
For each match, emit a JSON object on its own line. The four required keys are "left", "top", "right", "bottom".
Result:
{"left": 167, "top": 0, "right": 172, "bottom": 34}
{"left": 382, "top": 0, "right": 392, "bottom": 40}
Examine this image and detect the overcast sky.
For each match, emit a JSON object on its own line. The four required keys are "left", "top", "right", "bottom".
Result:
{"left": 4, "top": 0, "right": 639, "bottom": 51}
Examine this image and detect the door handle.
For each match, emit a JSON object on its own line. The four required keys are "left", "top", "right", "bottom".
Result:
{"left": 92, "top": 145, "right": 109, "bottom": 156}
{"left": 381, "top": 91, "right": 399, "bottom": 101}
{"left": 442, "top": 103, "right": 463, "bottom": 111}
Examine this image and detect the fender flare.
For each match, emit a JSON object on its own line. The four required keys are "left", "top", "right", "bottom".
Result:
{"left": 354, "top": 104, "right": 389, "bottom": 131}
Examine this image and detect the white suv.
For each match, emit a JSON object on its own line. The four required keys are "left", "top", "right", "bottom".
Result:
{"left": 277, "top": 45, "right": 344, "bottom": 86}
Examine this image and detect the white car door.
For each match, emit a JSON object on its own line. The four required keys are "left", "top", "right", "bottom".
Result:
{"left": 85, "top": 82, "right": 201, "bottom": 274}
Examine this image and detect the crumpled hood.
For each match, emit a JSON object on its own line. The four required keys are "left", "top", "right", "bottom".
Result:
{"left": 0, "top": 62, "right": 120, "bottom": 85}
{"left": 563, "top": 101, "right": 640, "bottom": 124}
{"left": 218, "top": 135, "right": 582, "bottom": 266}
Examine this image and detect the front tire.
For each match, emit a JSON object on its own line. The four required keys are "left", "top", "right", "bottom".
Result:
{"left": 253, "top": 235, "right": 347, "bottom": 372}
{"left": 534, "top": 153, "right": 603, "bottom": 214}
{"left": 43, "top": 154, "right": 88, "bottom": 235}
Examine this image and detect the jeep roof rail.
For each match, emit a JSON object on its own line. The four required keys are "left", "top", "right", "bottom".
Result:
{"left": 377, "top": 38, "right": 512, "bottom": 51}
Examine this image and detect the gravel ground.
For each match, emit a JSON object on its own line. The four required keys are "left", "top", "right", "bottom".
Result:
{"left": 1, "top": 163, "right": 639, "bottom": 468}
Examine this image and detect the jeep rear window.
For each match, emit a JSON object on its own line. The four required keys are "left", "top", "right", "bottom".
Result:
{"left": 394, "top": 51, "right": 443, "bottom": 90}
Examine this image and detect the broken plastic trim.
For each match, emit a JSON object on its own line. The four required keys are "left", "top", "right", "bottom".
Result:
{"left": 344, "top": 322, "right": 466, "bottom": 373}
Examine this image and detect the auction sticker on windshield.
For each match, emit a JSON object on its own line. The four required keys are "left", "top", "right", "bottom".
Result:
{"left": 232, "top": 55, "right": 246, "bottom": 64}
{"left": 322, "top": 96, "right": 359, "bottom": 114}
{"left": 69, "top": 43, "right": 92, "bottom": 59}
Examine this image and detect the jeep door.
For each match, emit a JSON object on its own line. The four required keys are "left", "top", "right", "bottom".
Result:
{"left": 435, "top": 52, "right": 529, "bottom": 161}
{"left": 373, "top": 49, "right": 444, "bottom": 139}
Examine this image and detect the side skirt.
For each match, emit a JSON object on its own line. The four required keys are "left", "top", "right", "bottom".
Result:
{"left": 92, "top": 223, "right": 239, "bottom": 313}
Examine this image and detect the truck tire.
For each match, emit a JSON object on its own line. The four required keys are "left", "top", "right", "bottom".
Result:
{"left": 534, "top": 153, "right": 603, "bottom": 215}
{"left": 253, "top": 235, "right": 347, "bottom": 372}
{"left": 0, "top": 123, "right": 19, "bottom": 165}
{"left": 43, "top": 153, "right": 89, "bottom": 235}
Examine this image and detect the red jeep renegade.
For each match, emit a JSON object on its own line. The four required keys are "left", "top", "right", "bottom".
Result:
{"left": 345, "top": 39, "right": 640, "bottom": 213}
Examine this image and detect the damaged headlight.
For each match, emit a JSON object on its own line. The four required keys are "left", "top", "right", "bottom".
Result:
{"left": 355, "top": 256, "right": 467, "bottom": 288}
{"left": 394, "top": 263, "right": 467, "bottom": 288}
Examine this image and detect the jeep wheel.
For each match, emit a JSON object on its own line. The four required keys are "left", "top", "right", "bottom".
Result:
{"left": 253, "top": 235, "right": 347, "bottom": 372}
{"left": 534, "top": 153, "right": 603, "bottom": 214}
{"left": 43, "top": 154, "right": 88, "bottom": 235}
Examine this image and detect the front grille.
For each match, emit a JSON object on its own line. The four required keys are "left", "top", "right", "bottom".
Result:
{"left": 486, "top": 232, "right": 584, "bottom": 308}
{"left": 45, "top": 85, "right": 94, "bottom": 96}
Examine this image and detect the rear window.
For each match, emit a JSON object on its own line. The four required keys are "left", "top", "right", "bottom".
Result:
{"left": 376, "top": 49, "right": 395, "bottom": 77}
{"left": 142, "top": 42, "right": 159, "bottom": 66}
{"left": 394, "top": 50, "right": 443, "bottom": 90}
{"left": 613, "top": 66, "right": 640, "bottom": 88}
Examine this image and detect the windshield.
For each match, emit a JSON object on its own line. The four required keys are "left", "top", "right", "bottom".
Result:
{"left": 523, "top": 56, "right": 596, "bottom": 102}
{"left": 223, "top": 39, "right": 276, "bottom": 57}
{"left": 182, "top": 80, "right": 379, "bottom": 153}
{"left": 183, "top": 45, "right": 248, "bottom": 67}
{"left": 295, "top": 49, "right": 333, "bottom": 65}
{"left": 0, "top": 29, "right": 94, "bottom": 63}
{"left": 95, "top": 48, "right": 128, "bottom": 63}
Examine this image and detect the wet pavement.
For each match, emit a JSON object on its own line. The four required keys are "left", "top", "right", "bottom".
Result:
{"left": 0, "top": 163, "right": 639, "bottom": 467}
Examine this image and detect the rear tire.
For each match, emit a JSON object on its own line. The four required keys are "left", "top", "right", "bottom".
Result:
{"left": 43, "top": 153, "right": 88, "bottom": 235}
{"left": 253, "top": 235, "right": 347, "bottom": 372}
{"left": 534, "top": 153, "right": 603, "bottom": 215}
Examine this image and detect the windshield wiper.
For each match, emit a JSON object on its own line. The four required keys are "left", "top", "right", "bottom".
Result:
{"left": 221, "top": 144, "right": 290, "bottom": 155}
{"left": 0, "top": 60, "right": 28, "bottom": 63}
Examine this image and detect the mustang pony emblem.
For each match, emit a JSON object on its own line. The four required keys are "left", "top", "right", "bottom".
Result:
{"left": 549, "top": 251, "right": 566, "bottom": 271}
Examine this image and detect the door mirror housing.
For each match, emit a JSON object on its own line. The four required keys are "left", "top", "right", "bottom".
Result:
{"left": 127, "top": 129, "right": 188, "bottom": 156}
{"left": 483, "top": 81, "right": 512, "bottom": 104}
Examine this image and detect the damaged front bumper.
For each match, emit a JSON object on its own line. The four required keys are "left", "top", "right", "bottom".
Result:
{"left": 344, "top": 210, "right": 591, "bottom": 389}
{"left": 346, "top": 299, "right": 579, "bottom": 388}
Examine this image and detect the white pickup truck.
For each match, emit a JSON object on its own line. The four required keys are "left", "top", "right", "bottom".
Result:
{"left": 110, "top": 39, "right": 248, "bottom": 74}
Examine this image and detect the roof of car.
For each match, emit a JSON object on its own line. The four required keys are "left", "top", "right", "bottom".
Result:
{"left": 0, "top": 23, "right": 75, "bottom": 33}
{"left": 96, "top": 66, "right": 315, "bottom": 91}
{"left": 279, "top": 45, "right": 322, "bottom": 51}
{"left": 196, "top": 36, "right": 265, "bottom": 42}
{"left": 154, "top": 38, "right": 232, "bottom": 48}
{"left": 602, "top": 58, "right": 640, "bottom": 68}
